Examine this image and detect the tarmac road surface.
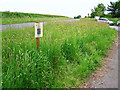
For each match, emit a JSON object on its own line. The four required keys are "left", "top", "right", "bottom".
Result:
{"left": 1, "top": 19, "right": 80, "bottom": 31}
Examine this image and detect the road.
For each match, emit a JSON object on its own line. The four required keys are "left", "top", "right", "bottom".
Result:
{"left": 1, "top": 19, "right": 80, "bottom": 31}
{"left": 110, "top": 26, "right": 120, "bottom": 31}
{"left": 81, "top": 26, "right": 119, "bottom": 88}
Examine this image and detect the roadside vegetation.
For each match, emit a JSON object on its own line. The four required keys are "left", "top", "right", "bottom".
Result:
{"left": 1, "top": 12, "right": 70, "bottom": 25}
{"left": 105, "top": 18, "right": 120, "bottom": 25}
{"left": 101, "top": 15, "right": 120, "bottom": 25}
{"left": 89, "top": 0, "right": 120, "bottom": 18}
{"left": 2, "top": 19, "right": 117, "bottom": 88}
{"left": 84, "top": 0, "right": 120, "bottom": 25}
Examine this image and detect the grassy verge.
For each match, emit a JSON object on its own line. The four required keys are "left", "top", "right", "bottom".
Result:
{"left": 1, "top": 12, "right": 70, "bottom": 25}
{"left": 2, "top": 19, "right": 117, "bottom": 88}
{"left": 108, "top": 18, "right": 120, "bottom": 26}
{"left": 2, "top": 17, "right": 71, "bottom": 25}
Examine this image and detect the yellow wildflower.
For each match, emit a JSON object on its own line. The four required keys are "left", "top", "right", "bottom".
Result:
{"left": 8, "top": 47, "right": 11, "bottom": 49}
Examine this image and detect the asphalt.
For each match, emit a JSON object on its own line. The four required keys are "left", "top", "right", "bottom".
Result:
{"left": 82, "top": 26, "right": 119, "bottom": 88}
{"left": 1, "top": 19, "right": 80, "bottom": 31}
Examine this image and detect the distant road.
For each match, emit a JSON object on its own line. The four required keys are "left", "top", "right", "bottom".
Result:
{"left": 1, "top": 19, "right": 80, "bottom": 31}
{"left": 1, "top": 20, "right": 119, "bottom": 32}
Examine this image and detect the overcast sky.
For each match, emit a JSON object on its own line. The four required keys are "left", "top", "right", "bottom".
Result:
{"left": 0, "top": 0, "right": 118, "bottom": 18}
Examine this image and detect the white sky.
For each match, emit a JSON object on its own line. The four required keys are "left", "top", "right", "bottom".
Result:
{"left": 0, "top": 0, "right": 118, "bottom": 18}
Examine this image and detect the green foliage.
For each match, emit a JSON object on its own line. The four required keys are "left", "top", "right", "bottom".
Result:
{"left": 2, "top": 12, "right": 69, "bottom": 18}
{"left": 90, "top": 1, "right": 120, "bottom": 18}
{"left": 102, "top": 15, "right": 120, "bottom": 25}
{"left": 98, "top": 3, "right": 106, "bottom": 12}
{"left": 90, "top": 11, "right": 96, "bottom": 18}
{"left": 107, "top": 1, "right": 120, "bottom": 18}
{"left": 95, "top": 8, "right": 104, "bottom": 16}
{"left": 74, "top": 15, "right": 81, "bottom": 19}
{"left": 108, "top": 18, "right": 120, "bottom": 25}
{"left": 2, "top": 19, "right": 117, "bottom": 88}
{"left": 90, "top": 3, "right": 106, "bottom": 18}
{"left": 2, "top": 12, "right": 70, "bottom": 24}
{"left": 2, "top": 17, "right": 70, "bottom": 25}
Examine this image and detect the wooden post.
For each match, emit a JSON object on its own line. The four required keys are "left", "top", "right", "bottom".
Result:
{"left": 36, "top": 38, "right": 39, "bottom": 50}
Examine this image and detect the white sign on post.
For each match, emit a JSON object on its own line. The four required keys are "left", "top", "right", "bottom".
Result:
{"left": 35, "top": 22, "right": 43, "bottom": 38}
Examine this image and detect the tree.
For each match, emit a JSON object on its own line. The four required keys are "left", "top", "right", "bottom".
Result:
{"left": 74, "top": 15, "right": 81, "bottom": 19}
{"left": 88, "top": 13, "right": 91, "bottom": 18}
{"left": 91, "top": 12, "right": 96, "bottom": 18}
{"left": 90, "top": 3, "right": 106, "bottom": 18}
{"left": 98, "top": 3, "right": 106, "bottom": 13}
{"left": 107, "top": 2, "right": 118, "bottom": 15}
{"left": 116, "top": 1, "right": 120, "bottom": 17}
{"left": 76, "top": 15, "right": 81, "bottom": 18}
{"left": 107, "top": 0, "right": 120, "bottom": 17}
{"left": 95, "top": 3, "right": 106, "bottom": 16}
{"left": 95, "top": 8, "right": 103, "bottom": 16}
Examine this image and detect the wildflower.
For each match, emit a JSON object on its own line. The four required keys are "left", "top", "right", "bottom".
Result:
{"left": 56, "top": 38, "right": 58, "bottom": 41}
{"left": 40, "top": 50, "right": 42, "bottom": 53}
{"left": 8, "top": 47, "right": 10, "bottom": 49}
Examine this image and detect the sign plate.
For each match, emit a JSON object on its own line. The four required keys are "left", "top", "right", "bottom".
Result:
{"left": 35, "top": 22, "right": 43, "bottom": 38}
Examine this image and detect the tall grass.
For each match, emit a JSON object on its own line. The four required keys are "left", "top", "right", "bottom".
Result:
{"left": 2, "top": 12, "right": 69, "bottom": 18}
{"left": 0, "top": 12, "right": 2, "bottom": 89}
{"left": 1, "top": 12, "right": 70, "bottom": 25}
{"left": 2, "top": 17, "right": 71, "bottom": 25}
{"left": 2, "top": 19, "right": 117, "bottom": 88}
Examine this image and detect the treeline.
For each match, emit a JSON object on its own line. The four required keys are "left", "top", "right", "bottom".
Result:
{"left": 87, "top": 0, "right": 120, "bottom": 18}
{"left": 74, "top": 15, "right": 81, "bottom": 19}
{"left": 1, "top": 11, "right": 69, "bottom": 18}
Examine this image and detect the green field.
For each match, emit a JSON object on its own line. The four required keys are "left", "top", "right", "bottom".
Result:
{"left": 1, "top": 12, "right": 70, "bottom": 25}
{"left": 2, "top": 19, "right": 117, "bottom": 88}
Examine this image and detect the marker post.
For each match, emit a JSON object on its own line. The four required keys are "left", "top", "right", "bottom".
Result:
{"left": 36, "top": 38, "right": 39, "bottom": 50}
{"left": 35, "top": 22, "right": 43, "bottom": 50}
